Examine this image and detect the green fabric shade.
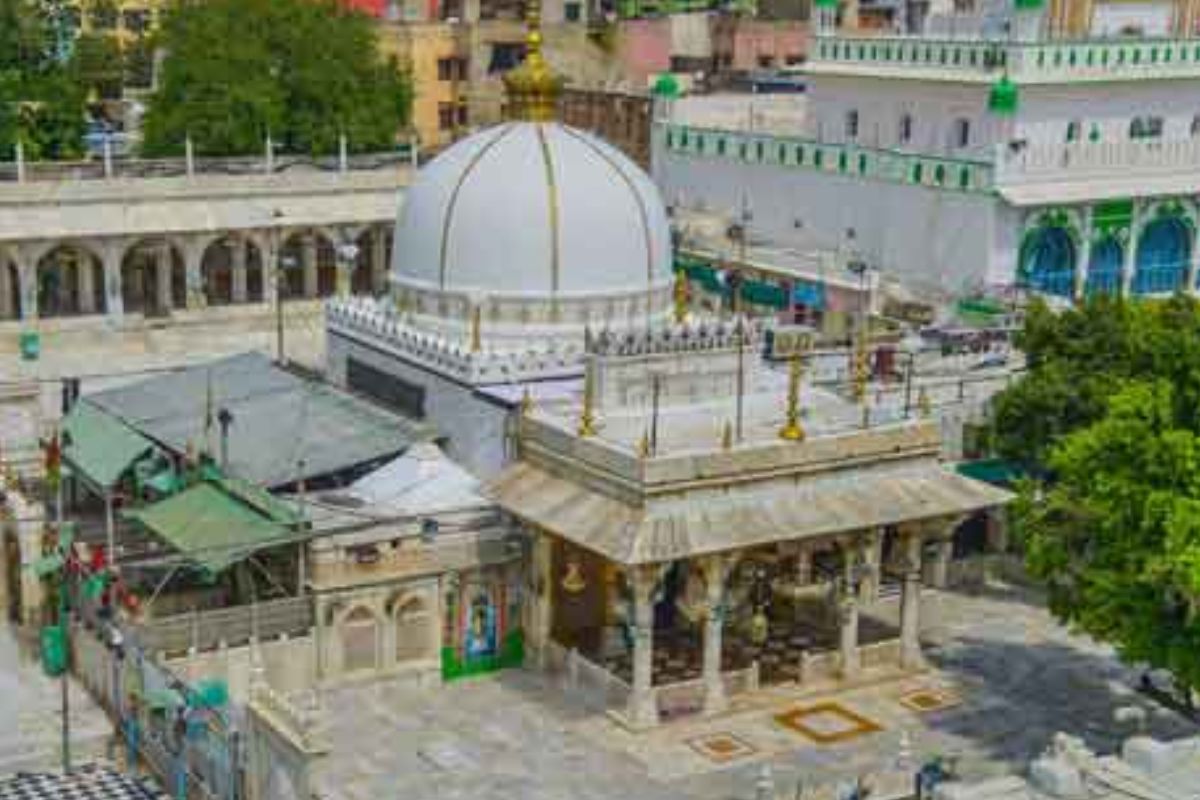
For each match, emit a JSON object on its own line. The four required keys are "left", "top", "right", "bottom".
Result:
{"left": 124, "top": 479, "right": 299, "bottom": 574}
{"left": 740, "top": 279, "right": 789, "bottom": 309}
{"left": 62, "top": 403, "right": 155, "bottom": 491}
{"left": 652, "top": 72, "right": 681, "bottom": 98}
{"left": 956, "top": 459, "right": 1024, "bottom": 486}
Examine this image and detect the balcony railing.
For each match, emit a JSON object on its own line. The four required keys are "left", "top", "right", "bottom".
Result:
{"left": 662, "top": 124, "right": 995, "bottom": 193}
{"left": 994, "top": 137, "right": 1200, "bottom": 184}
{"left": 809, "top": 34, "right": 1200, "bottom": 82}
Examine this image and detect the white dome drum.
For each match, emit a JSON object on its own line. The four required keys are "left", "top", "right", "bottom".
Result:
{"left": 390, "top": 121, "right": 675, "bottom": 345}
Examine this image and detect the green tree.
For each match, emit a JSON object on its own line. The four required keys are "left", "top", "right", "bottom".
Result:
{"left": 0, "top": 0, "right": 87, "bottom": 161}
{"left": 996, "top": 295, "right": 1200, "bottom": 693}
{"left": 143, "top": 0, "right": 412, "bottom": 157}
{"left": 69, "top": 32, "right": 125, "bottom": 101}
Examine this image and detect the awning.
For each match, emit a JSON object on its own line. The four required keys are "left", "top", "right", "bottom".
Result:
{"left": 490, "top": 461, "right": 1013, "bottom": 565}
{"left": 62, "top": 403, "right": 155, "bottom": 491}
{"left": 124, "top": 479, "right": 300, "bottom": 573}
{"left": 956, "top": 458, "right": 1025, "bottom": 486}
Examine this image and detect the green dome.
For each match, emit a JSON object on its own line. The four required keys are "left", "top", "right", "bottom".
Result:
{"left": 814, "top": 0, "right": 839, "bottom": 8}
{"left": 653, "top": 72, "right": 681, "bottom": 99}
{"left": 1014, "top": 0, "right": 1044, "bottom": 9}
{"left": 988, "top": 75, "right": 1019, "bottom": 115}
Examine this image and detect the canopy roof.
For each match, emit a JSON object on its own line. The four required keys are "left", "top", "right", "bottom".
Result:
{"left": 86, "top": 352, "right": 431, "bottom": 488}
{"left": 124, "top": 478, "right": 301, "bottom": 573}
{"left": 346, "top": 443, "right": 485, "bottom": 514}
{"left": 490, "top": 461, "right": 1012, "bottom": 565}
{"left": 62, "top": 403, "right": 155, "bottom": 491}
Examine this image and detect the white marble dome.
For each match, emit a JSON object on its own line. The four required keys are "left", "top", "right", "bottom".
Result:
{"left": 392, "top": 122, "right": 674, "bottom": 303}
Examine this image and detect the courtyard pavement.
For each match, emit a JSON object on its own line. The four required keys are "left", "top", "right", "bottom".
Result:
{"left": 0, "top": 623, "right": 111, "bottom": 775}
{"left": 314, "top": 583, "right": 1199, "bottom": 800}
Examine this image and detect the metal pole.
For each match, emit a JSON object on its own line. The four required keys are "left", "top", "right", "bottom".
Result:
{"left": 275, "top": 260, "right": 284, "bottom": 364}
{"left": 735, "top": 318, "right": 745, "bottom": 442}
{"left": 650, "top": 373, "right": 661, "bottom": 456}
{"left": 904, "top": 353, "right": 914, "bottom": 417}
{"left": 105, "top": 492, "right": 116, "bottom": 568}
{"left": 57, "top": 478, "right": 70, "bottom": 774}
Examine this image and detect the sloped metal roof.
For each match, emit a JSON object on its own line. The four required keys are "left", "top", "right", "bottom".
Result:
{"left": 490, "top": 460, "right": 1013, "bottom": 565}
{"left": 61, "top": 402, "right": 155, "bottom": 491}
{"left": 85, "top": 352, "right": 433, "bottom": 489}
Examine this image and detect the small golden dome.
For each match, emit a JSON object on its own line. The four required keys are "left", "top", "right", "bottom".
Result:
{"left": 503, "top": 1, "right": 564, "bottom": 122}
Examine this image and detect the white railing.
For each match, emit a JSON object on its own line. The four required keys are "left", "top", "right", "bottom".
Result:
{"left": 994, "top": 138, "right": 1200, "bottom": 184}
{"left": 860, "top": 638, "right": 902, "bottom": 670}
{"left": 137, "top": 597, "right": 314, "bottom": 656}
{"left": 810, "top": 34, "right": 1200, "bottom": 83}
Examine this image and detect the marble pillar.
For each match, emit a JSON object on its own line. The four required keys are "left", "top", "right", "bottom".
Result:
{"left": 628, "top": 564, "right": 659, "bottom": 728}
{"left": 900, "top": 532, "right": 924, "bottom": 669}
{"left": 371, "top": 230, "right": 388, "bottom": 295}
{"left": 77, "top": 253, "right": 96, "bottom": 314}
{"left": 1076, "top": 206, "right": 1093, "bottom": 301}
{"left": 0, "top": 261, "right": 13, "bottom": 320}
{"left": 859, "top": 529, "right": 883, "bottom": 606}
{"left": 102, "top": 244, "right": 123, "bottom": 318}
{"left": 1121, "top": 201, "right": 1142, "bottom": 297}
{"left": 155, "top": 244, "right": 173, "bottom": 312}
{"left": 529, "top": 532, "right": 554, "bottom": 669}
{"left": 231, "top": 240, "right": 248, "bottom": 304}
{"left": 700, "top": 556, "right": 732, "bottom": 716}
{"left": 987, "top": 508, "right": 1010, "bottom": 554}
{"left": 795, "top": 545, "right": 812, "bottom": 586}
{"left": 17, "top": 260, "right": 36, "bottom": 321}
{"left": 184, "top": 243, "right": 205, "bottom": 310}
{"left": 838, "top": 592, "right": 860, "bottom": 679}
{"left": 301, "top": 235, "right": 318, "bottom": 299}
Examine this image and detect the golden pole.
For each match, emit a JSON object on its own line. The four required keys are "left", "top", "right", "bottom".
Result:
{"left": 779, "top": 355, "right": 805, "bottom": 442}
{"left": 578, "top": 358, "right": 597, "bottom": 437}
{"left": 673, "top": 268, "right": 688, "bottom": 324}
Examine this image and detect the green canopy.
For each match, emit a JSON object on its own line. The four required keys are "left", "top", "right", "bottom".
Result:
{"left": 62, "top": 403, "right": 155, "bottom": 491}
{"left": 956, "top": 459, "right": 1024, "bottom": 486}
{"left": 124, "top": 480, "right": 297, "bottom": 574}
{"left": 144, "top": 687, "right": 185, "bottom": 711}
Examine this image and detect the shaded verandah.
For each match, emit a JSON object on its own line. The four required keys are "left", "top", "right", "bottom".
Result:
{"left": 492, "top": 459, "right": 1011, "bottom": 729}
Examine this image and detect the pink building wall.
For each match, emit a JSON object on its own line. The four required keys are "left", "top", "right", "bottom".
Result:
{"left": 616, "top": 19, "right": 673, "bottom": 89}
{"left": 729, "top": 21, "right": 807, "bottom": 71}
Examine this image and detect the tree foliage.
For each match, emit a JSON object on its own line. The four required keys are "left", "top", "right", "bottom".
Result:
{"left": 0, "top": 0, "right": 93, "bottom": 161}
{"left": 142, "top": 0, "right": 412, "bottom": 157}
{"left": 999, "top": 295, "right": 1200, "bottom": 691}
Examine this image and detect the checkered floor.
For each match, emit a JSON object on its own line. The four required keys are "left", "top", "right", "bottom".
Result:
{"left": 0, "top": 765, "right": 165, "bottom": 800}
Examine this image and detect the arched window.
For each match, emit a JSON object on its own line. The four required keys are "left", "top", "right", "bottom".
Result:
{"left": 899, "top": 113, "right": 914, "bottom": 145}
{"left": 341, "top": 606, "right": 379, "bottom": 673}
{"left": 395, "top": 597, "right": 433, "bottom": 663}
{"left": 845, "top": 109, "right": 859, "bottom": 139}
{"left": 953, "top": 117, "right": 971, "bottom": 149}
{"left": 1020, "top": 226, "right": 1076, "bottom": 297}
{"left": 1066, "top": 120, "right": 1081, "bottom": 143}
{"left": 1086, "top": 237, "right": 1123, "bottom": 296}
{"left": 1134, "top": 216, "right": 1191, "bottom": 295}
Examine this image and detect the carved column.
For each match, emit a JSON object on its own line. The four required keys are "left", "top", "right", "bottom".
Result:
{"left": 102, "top": 242, "right": 123, "bottom": 318}
{"left": 184, "top": 240, "right": 206, "bottom": 310}
{"left": 301, "top": 234, "right": 318, "bottom": 299}
{"left": 859, "top": 529, "right": 883, "bottom": 606}
{"left": 839, "top": 591, "right": 860, "bottom": 679}
{"left": 529, "top": 532, "right": 555, "bottom": 668}
{"left": 16, "top": 254, "right": 36, "bottom": 321}
{"left": 628, "top": 564, "right": 660, "bottom": 729}
{"left": 231, "top": 239, "right": 248, "bottom": 304}
{"left": 0, "top": 259, "right": 13, "bottom": 320}
{"left": 899, "top": 530, "right": 924, "bottom": 669}
{"left": 1121, "top": 200, "right": 1142, "bottom": 297}
{"left": 700, "top": 555, "right": 733, "bottom": 716}
{"left": 371, "top": 229, "right": 388, "bottom": 295}
{"left": 795, "top": 544, "right": 812, "bottom": 586}
{"left": 1076, "top": 205, "right": 1093, "bottom": 301}
{"left": 77, "top": 250, "right": 96, "bottom": 314}
{"left": 155, "top": 243, "right": 173, "bottom": 312}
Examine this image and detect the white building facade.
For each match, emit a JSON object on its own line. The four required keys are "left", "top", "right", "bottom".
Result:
{"left": 653, "top": 0, "right": 1200, "bottom": 301}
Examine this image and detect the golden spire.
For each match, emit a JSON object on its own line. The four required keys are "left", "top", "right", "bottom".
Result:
{"left": 470, "top": 305, "right": 482, "bottom": 353}
{"left": 503, "top": 0, "right": 564, "bottom": 122}
{"left": 636, "top": 430, "right": 651, "bottom": 460}
{"left": 578, "top": 358, "right": 597, "bottom": 437}
{"left": 673, "top": 268, "right": 688, "bottom": 324}
{"left": 779, "top": 355, "right": 806, "bottom": 442}
{"left": 520, "top": 386, "right": 534, "bottom": 417}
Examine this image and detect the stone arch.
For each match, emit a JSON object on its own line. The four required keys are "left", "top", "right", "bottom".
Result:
{"left": 1019, "top": 225, "right": 1076, "bottom": 298}
{"left": 393, "top": 593, "right": 434, "bottom": 664}
{"left": 200, "top": 236, "right": 266, "bottom": 306}
{"left": 339, "top": 604, "right": 380, "bottom": 674}
{"left": 1, "top": 258, "right": 19, "bottom": 321}
{"left": 1134, "top": 215, "right": 1192, "bottom": 295}
{"left": 36, "top": 243, "right": 106, "bottom": 317}
{"left": 279, "top": 230, "right": 336, "bottom": 300}
{"left": 120, "top": 238, "right": 187, "bottom": 316}
{"left": 1086, "top": 236, "right": 1124, "bottom": 296}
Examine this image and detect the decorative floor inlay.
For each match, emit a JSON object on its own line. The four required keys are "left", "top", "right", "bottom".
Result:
{"left": 774, "top": 702, "right": 883, "bottom": 744}
{"left": 898, "top": 688, "right": 962, "bottom": 713}
{"left": 686, "top": 732, "right": 758, "bottom": 763}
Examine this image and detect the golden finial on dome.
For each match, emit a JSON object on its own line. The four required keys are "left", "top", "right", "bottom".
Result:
{"left": 503, "top": 0, "right": 564, "bottom": 122}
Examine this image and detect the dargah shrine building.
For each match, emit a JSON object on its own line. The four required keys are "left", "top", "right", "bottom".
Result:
{"left": 324, "top": 9, "right": 1011, "bottom": 727}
